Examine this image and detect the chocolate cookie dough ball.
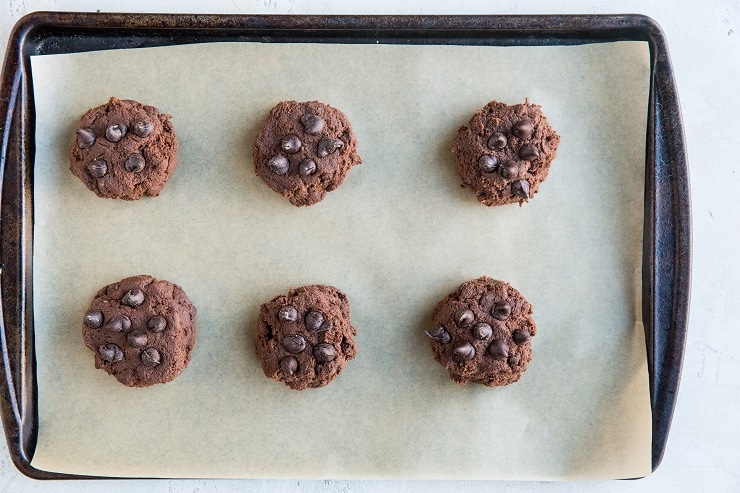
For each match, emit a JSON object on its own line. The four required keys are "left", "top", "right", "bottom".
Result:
{"left": 426, "top": 277, "right": 536, "bottom": 386}
{"left": 253, "top": 100, "right": 362, "bottom": 206}
{"left": 452, "top": 99, "right": 559, "bottom": 206}
{"left": 82, "top": 275, "right": 196, "bottom": 387}
{"left": 69, "top": 97, "right": 179, "bottom": 200}
{"left": 256, "top": 285, "right": 358, "bottom": 390}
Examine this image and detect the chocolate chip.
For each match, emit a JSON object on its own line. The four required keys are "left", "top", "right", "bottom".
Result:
{"left": 512, "top": 179, "right": 530, "bottom": 200}
{"left": 454, "top": 308, "right": 475, "bottom": 328}
{"left": 478, "top": 155, "right": 498, "bottom": 173}
{"left": 317, "top": 138, "right": 344, "bottom": 157}
{"left": 124, "top": 154, "right": 146, "bottom": 173}
{"left": 512, "top": 329, "right": 531, "bottom": 345}
{"left": 425, "top": 326, "right": 451, "bottom": 344}
{"left": 121, "top": 288, "right": 144, "bottom": 307}
{"left": 519, "top": 144, "right": 540, "bottom": 161}
{"left": 511, "top": 120, "right": 533, "bottom": 140}
{"left": 105, "top": 123, "right": 127, "bottom": 142}
{"left": 313, "top": 343, "right": 336, "bottom": 363}
{"left": 280, "top": 356, "right": 299, "bottom": 376}
{"left": 99, "top": 344, "right": 123, "bottom": 362}
{"left": 127, "top": 330, "right": 148, "bottom": 348}
{"left": 299, "top": 159, "right": 317, "bottom": 177}
{"left": 278, "top": 305, "right": 298, "bottom": 322}
{"left": 283, "top": 335, "right": 306, "bottom": 354}
{"left": 84, "top": 309, "right": 103, "bottom": 328}
{"left": 500, "top": 160, "right": 519, "bottom": 180}
{"left": 267, "top": 155, "right": 289, "bottom": 175}
{"left": 304, "top": 311, "right": 326, "bottom": 332}
{"left": 148, "top": 315, "right": 167, "bottom": 333}
{"left": 132, "top": 120, "right": 154, "bottom": 138}
{"left": 319, "top": 320, "right": 333, "bottom": 332}
{"left": 491, "top": 301, "right": 511, "bottom": 321}
{"left": 281, "top": 134, "right": 302, "bottom": 154}
{"left": 453, "top": 343, "right": 475, "bottom": 360}
{"left": 76, "top": 128, "right": 96, "bottom": 148}
{"left": 487, "top": 339, "right": 509, "bottom": 360}
{"left": 487, "top": 132, "right": 507, "bottom": 149}
{"left": 472, "top": 322, "right": 493, "bottom": 340}
{"left": 479, "top": 292, "right": 495, "bottom": 307}
{"left": 301, "top": 113, "right": 325, "bottom": 135}
{"left": 105, "top": 314, "right": 131, "bottom": 332}
{"left": 140, "top": 348, "right": 161, "bottom": 367}
{"left": 508, "top": 354, "right": 521, "bottom": 366}
{"left": 88, "top": 159, "right": 108, "bottom": 178}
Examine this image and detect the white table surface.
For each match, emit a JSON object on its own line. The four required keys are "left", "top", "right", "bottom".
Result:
{"left": 1, "top": 1, "right": 738, "bottom": 492}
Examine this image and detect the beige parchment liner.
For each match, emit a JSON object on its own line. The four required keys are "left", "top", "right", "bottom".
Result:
{"left": 29, "top": 40, "right": 651, "bottom": 479}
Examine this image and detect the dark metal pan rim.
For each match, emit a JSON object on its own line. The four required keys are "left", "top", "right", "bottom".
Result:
{"left": 0, "top": 11, "right": 689, "bottom": 480}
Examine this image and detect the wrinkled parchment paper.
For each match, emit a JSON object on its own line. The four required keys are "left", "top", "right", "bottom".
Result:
{"left": 29, "top": 40, "right": 651, "bottom": 479}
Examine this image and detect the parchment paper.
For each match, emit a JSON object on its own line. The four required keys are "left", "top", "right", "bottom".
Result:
{"left": 29, "top": 40, "right": 651, "bottom": 479}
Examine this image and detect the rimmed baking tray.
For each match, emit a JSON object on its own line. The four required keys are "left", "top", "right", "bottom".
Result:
{"left": 0, "top": 12, "right": 689, "bottom": 480}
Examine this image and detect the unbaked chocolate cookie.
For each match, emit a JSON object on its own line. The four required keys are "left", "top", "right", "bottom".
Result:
{"left": 82, "top": 275, "right": 196, "bottom": 387}
{"left": 426, "top": 276, "right": 536, "bottom": 386}
{"left": 253, "top": 100, "right": 362, "bottom": 206}
{"left": 69, "top": 97, "right": 179, "bottom": 200}
{"left": 452, "top": 100, "right": 559, "bottom": 206}
{"left": 256, "top": 285, "right": 358, "bottom": 390}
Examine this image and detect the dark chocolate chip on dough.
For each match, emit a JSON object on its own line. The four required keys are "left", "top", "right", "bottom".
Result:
{"left": 299, "top": 159, "right": 317, "bottom": 177}
{"left": 512, "top": 180, "right": 530, "bottom": 200}
{"left": 122, "top": 288, "right": 145, "bottom": 307}
{"left": 300, "top": 113, "right": 325, "bottom": 135}
{"left": 88, "top": 159, "right": 108, "bottom": 178}
{"left": 124, "top": 154, "right": 146, "bottom": 173}
{"left": 141, "top": 347, "right": 161, "bottom": 367}
{"left": 280, "top": 356, "right": 299, "bottom": 376}
{"left": 268, "top": 155, "right": 290, "bottom": 175}
{"left": 452, "top": 100, "right": 560, "bottom": 206}
{"left": 279, "top": 305, "right": 298, "bottom": 322}
{"left": 283, "top": 334, "right": 307, "bottom": 354}
{"left": 82, "top": 275, "right": 196, "bottom": 387}
{"left": 77, "top": 128, "right": 96, "bottom": 149}
{"left": 454, "top": 308, "right": 475, "bottom": 328}
{"left": 148, "top": 315, "right": 167, "bottom": 333}
{"left": 253, "top": 100, "right": 361, "bottom": 206}
{"left": 99, "top": 344, "right": 124, "bottom": 363}
{"left": 128, "top": 330, "right": 148, "bottom": 348}
{"left": 282, "top": 134, "right": 303, "bottom": 154}
{"left": 426, "top": 326, "right": 451, "bottom": 344}
{"left": 478, "top": 155, "right": 498, "bottom": 173}
{"left": 133, "top": 120, "right": 154, "bottom": 138}
{"left": 472, "top": 322, "right": 493, "bottom": 340}
{"left": 511, "top": 120, "right": 534, "bottom": 140}
{"left": 313, "top": 343, "right": 337, "bottom": 363}
{"left": 256, "top": 284, "right": 357, "bottom": 390}
{"left": 487, "top": 133, "right": 507, "bottom": 150}
{"left": 69, "top": 97, "right": 179, "bottom": 200}
{"left": 453, "top": 343, "right": 476, "bottom": 360}
{"left": 84, "top": 309, "right": 104, "bottom": 329}
{"left": 512, "top": 329, "right": 531, "bottom": 345}
{"left": 426, "top": 276, "right": 536, "bottom": 386}
{"left": 106, "top": 123, "right": 127, "bottom": 142}
{"left": 105, "top": 314, "right": 131, "bottom": 332}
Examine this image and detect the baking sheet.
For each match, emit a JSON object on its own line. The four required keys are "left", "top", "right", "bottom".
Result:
{"left": 29, "top": 40, "right": 651, "bottom": 479}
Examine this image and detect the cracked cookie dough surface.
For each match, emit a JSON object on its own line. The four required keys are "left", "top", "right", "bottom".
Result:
{"left": 453, "top": 99, "right": 559, "bottom": 206}
{"left": 253, "top": 100, "right": 362, "bottom": 206}
{"left": 69, "top": 97, "right": 179, "bottom": 200}
{"left": 82, "top": 275, "right": 196, "bottom": 387}
{"left": 256, "top": 284, "right": 358, "bottom": 390}
{"left": 426, "top": 276, "right": 536, "bottom": 386}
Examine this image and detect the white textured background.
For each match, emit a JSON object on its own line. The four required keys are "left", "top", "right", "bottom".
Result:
{"left": 1, "top": 1, "right": 738, "bottom": 492}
